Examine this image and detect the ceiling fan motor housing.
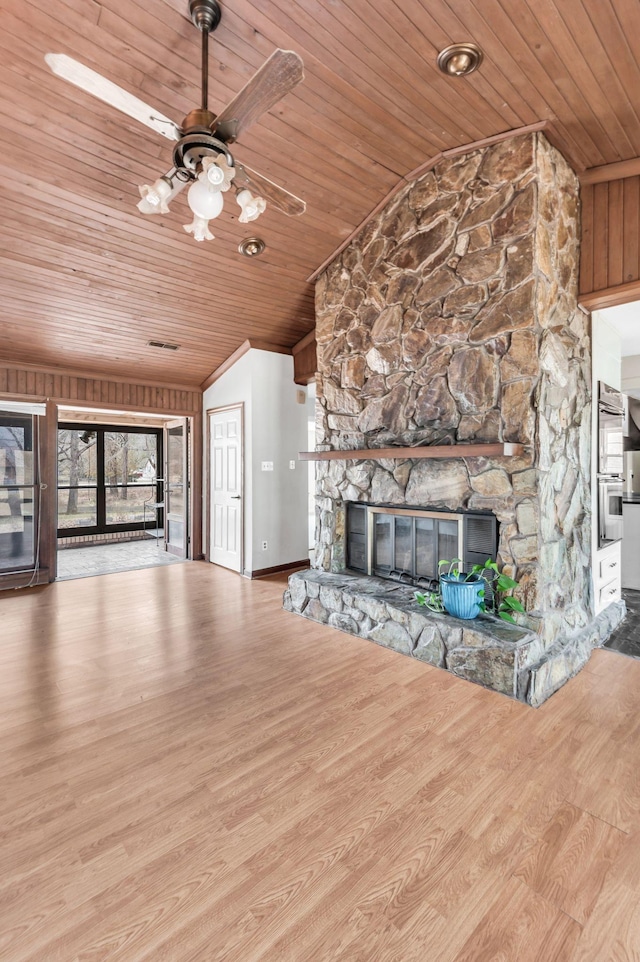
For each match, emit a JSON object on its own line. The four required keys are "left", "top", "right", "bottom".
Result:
{"left": 182, "top": 108, "right": 217, "bottom": 133}
{"left": 173, "top": 131, "right": 232, "bottom": 177}
{"left": 189, "top": 0, "right": 221, "bottom": 33}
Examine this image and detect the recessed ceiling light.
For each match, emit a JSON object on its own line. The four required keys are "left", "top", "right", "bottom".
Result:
{"left": 437, "top": 43, "right": 483, "bottom": 77}
{"left": 239, "top": 236, "right": 266, "bottom": 257}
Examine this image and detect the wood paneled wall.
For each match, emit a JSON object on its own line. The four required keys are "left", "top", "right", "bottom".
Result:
{"left": 580, "top": 176, "right": 640, "bottom": 307}
{"left": 0, "top": 364, "right": 202, "bottom": 413}
{"left": 292, "top": 332, "right": 317, "bottom": 386}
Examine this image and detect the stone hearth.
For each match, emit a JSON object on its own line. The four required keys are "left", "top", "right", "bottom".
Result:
{"left": 284, "top": 570, "right": 624, "bottom": 706}
{"left": 287, "top": 130, "right": 626, "bottom": 704}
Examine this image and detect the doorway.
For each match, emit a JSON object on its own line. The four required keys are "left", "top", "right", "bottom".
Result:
{"left": 57, "top": 422, "right": 163, "bottom": 538}
{"left": 591, "top": 300, "right": 640, "bottom": 658}
{"left": 56, "top": 407, "right": 190, "bottom": 580}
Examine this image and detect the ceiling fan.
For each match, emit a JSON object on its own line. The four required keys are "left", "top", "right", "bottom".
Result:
{"left": 45, "top": 0, "right": 305, "bottom": 243}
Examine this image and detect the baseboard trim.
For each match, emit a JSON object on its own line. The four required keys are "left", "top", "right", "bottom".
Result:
{"left": 250, "top": 560, "right": 310, "bottom": 580}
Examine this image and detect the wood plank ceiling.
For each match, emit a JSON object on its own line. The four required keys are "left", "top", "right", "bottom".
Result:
{"left": 1, "top": 0, "right": 639, "bottom": 386}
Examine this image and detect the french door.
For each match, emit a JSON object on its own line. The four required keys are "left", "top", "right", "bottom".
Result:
{"left": 57, "top": 424, "right": 163, "bottom": 537}
{"left": 164, "top": 418, "right": 189, "bottom": 558}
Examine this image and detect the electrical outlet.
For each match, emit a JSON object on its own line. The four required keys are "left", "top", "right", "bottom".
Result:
{"left": 261, "top": 540, "right": 268, "bottom": 550}
{"left": 261, "top": 461, "right": 274, "bottom": 472}
{"left": 289, "top": 460, "right": 296, "bottom": 469}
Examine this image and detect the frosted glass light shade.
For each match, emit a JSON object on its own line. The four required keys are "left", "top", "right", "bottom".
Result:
{"left": 206, "top": 164, "right": 225, "bottom": 188}
{"left": 184, "top": 215, "right": 215, "bottom": 242}
{"left": 137, "top": 177, "right": 173, "bottom": 214}
{"left": 202, "top": 155, "right": 235, "bottom": 192}
{"left": 187, "top": 178, "right": 224, "bottom": 220}
{"left": 237, "top": 188, "right": 266, "bottom": 224}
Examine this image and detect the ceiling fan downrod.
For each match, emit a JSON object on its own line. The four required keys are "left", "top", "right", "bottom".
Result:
{"left": 189, "top": 0, "right": 222, "bottom": 111}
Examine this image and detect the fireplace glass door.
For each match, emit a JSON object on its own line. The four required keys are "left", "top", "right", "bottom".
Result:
{"left": 414, "top": 516, "right": 459, "bottom": 580}
{"left": 371, "top": 509, "right": 463, "bottom": 583}
{"left": 395, "top": 516, "right": 413, "bottom": 573}
{"left": 345, "top": 503, "right": 497, "bottom": 586}
{"left": 415, "top": 518, "right": 436, "bottom": 580}
{"left": 346, "top": 500, "right": 367, "bottom": 572}
{"left": 373, "top": 514, "right": 392, "bottom": 572}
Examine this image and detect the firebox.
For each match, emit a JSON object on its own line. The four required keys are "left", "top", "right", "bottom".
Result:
{"left": 346, "top": 503, "right": 498, "bottom": 587}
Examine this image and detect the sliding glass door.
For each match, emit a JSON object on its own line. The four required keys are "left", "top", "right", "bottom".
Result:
{"left": 0, "top": 413, "right": 36, "bottom": 572}
{"left": 57, "top": 424, "right": 162, "bottom": 538}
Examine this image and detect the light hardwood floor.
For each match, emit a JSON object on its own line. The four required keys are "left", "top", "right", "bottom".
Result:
{"left": 1, "top": 561, "right": 639, "bottom": 961}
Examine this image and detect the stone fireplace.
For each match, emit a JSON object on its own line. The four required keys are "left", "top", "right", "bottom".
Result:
{"left": 285, "top": 131, "right": 625, "bottom": 705}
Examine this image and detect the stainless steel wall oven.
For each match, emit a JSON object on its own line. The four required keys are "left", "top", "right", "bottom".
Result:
{"left": 597, "top": 381, "right": 625, "bottom": 548}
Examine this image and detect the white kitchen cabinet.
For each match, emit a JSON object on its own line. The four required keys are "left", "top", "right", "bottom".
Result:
{"left": 595, "top": 540, "right": 622, "bottom": 614}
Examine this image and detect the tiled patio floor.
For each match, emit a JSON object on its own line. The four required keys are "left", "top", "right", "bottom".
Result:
{"left": 57, "top": 538, "right": 183, "bottom": 580}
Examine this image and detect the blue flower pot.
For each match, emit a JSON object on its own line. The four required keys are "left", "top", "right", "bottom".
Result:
{"left": 440, "top": 573, "right": 483, "bottom": 620}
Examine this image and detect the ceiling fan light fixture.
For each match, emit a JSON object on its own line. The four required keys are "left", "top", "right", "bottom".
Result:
{"left": 202, "top": 154, "right": 235, "bottom": 191}
{"left": 187, "top": 176, "right": 225, "bottom": 220}
{"left": 237, "top": 188, "right": 266, "bottom": 224}
{"left": 137, "top": 177, "right": 173, "bottom": 214}
{"left": 206, "top": 164, "right": 225, "bottom": 188}
{"left": 437, "top": 43, "right": 483, "bottom": 77}
{"left": 46, "top": 5, "right": 306, "bottom": 246}
{"left": 184, "top": 214, "right": 215, "bottom": 242}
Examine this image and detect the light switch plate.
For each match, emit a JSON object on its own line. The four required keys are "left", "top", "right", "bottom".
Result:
{"left": 289, "top": 460, "right": 296, "bottom": 469}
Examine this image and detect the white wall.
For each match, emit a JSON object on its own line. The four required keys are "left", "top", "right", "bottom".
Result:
{"left": 203, "top": 349, "right": 309, "bottom": 575}
{"left": 247, "top": 351, "right": 309, "bottom": 570}
{"left": 592, "top": 311, "right": 622, "bottom": 392}
{"left": 306, "top": 381, "right": 316, "bottom": 549}
{"left": 622, "top": 354, "right": 640, "bottom": 393}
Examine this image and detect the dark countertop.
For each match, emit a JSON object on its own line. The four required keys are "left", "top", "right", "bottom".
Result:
{"left": 623, "top": 494, "right": 640, "bottom": 503}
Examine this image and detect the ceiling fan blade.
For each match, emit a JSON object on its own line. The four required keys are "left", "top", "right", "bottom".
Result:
{"left": 214, "top": 50, "right": 304, "bottom": 143}
{"left": 45, "top": 54, "right": 182, "bottom": 142}
{"left": 234, "top": 163, "right": 306, "bottom": 217}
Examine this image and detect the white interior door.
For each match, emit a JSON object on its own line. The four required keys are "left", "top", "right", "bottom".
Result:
{"left": 209, "top": 405, "right": 243, "bottom": 572}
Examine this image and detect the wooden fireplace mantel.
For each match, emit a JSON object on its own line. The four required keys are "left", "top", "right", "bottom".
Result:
{"left": 299, "top": 442, "right": 525, "bottom": 461}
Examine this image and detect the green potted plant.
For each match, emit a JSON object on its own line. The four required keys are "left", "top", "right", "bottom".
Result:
{"left": 470, "top": 559, "right": 526, "bottom": 624}
{"left": 437, "top": 558, "right": 484, "bottom": 620}
{"left": 415, "top": 558, "right": 525, "bottom": 624}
